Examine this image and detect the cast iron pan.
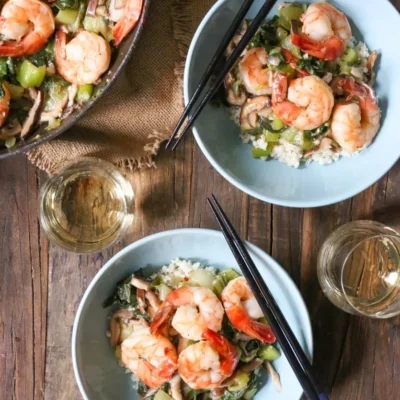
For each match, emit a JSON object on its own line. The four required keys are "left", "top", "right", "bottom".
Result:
{"left": 0, "top": 0, "right": 151, "bottom": 160}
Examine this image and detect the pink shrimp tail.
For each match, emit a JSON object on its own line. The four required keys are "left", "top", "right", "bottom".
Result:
{"left": 0, "top": 32, "right": 47, "bottom": 57}
{"left": 226, "top": 306, "right": 276, "bottom": 344}
{"left": 202, "top": 328, "right": 239, "bottom": 376}
{"left": 291, "top": 32, "right": 346, "bottom": 61}
{"left": 140, "top": 358, "right": 177, "bottom": 388}
{"left": 112, "top": 0, "right": 144, "bottom": 47}
{"left": 249, "top": 320, "right": 276, "bottom": 344}
{"left": 149, "top": 303, "right": 174, "bottom": 336}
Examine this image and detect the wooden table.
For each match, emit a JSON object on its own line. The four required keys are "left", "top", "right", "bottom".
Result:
{"left": 1, "top": 5, "right": 400, "bottom": 400}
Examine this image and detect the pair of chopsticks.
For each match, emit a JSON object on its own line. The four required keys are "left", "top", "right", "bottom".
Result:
{"left": 165, "top": 0, "right": 278, "bottom": 150}
{"left": 207, "top": 194, "right": 329, "bottom": 400}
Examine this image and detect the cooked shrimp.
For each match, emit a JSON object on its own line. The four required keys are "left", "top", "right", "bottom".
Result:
{"left": 151, "top": 287, "right": 224, "bottom": 341}
{"left": 272, "top": 73, "right": 334, "bottom": 131}
{"left": 112, "top": 0, "right": 144, "bottom": 47}
{"left": 178, "top": 328, "right": 239, "bottom": 390}
{"left": 331, "top": 77, "right": 380, "bottom": 153}
{"left": 0, "top": 0, "right": 55, "bottom": 57}
{"left": 222, "top": 277, "right": 275, "bottom": 344}
{"left": 55, "top": 29, "right": 111, "bottom": 85}
{"left": 121, "top": 326, "right": 178, "bottom": 388}
{"left": 239, "top": 48, "right": 273, "bottom": 96}
{"left": 0, "top": 84, "right": 11, "bottom": 128}
{"left": 291, "top": 2, "right": 351, "bottom": 61}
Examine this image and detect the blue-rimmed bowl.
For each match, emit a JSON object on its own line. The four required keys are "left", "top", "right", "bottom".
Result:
{"left": 72, "top": 229, "right": 313, "bottom": 399}
{"left": 184, "top": 0, "right": 400, "bottom": 207}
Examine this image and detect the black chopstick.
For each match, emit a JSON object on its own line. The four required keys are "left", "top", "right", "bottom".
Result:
{"left": 169, "top": 0, "right": 278, "bottom": 151}
{"left": 165, "top": 0, "right": 255, "bottom": 149}
{"left": 207, "top": 195, "right": 329, "bottom": 400}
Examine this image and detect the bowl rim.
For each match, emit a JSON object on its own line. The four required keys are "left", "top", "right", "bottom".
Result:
{"left": 72, "top": 228, "right": 314, "bottom": 400}
{"left": 183, "top": 0, "right": 400, "bottom": 208}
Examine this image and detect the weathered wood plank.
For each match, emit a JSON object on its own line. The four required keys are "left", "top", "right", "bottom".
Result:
{"left": 0, "top": 155, "right": 47, "bottom": 400}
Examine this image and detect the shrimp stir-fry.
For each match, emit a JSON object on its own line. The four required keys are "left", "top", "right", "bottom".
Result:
{"left": 178, "top": 328, "right": 239, "bottom": 390}
{"left": 291, "top": 2, "right": 352, "bottom": 61}
{"left": 105, "top": 260, "right": 283, "bottom": 398}
{"left": 151, "top": 287, "right": 224, "bottom": 341}
{"left": 55, "top": 29, "right": 111, "bottom": 85}
{"left": 222, "top": 277, "right": 276, "bottom": 344}
{"left": 0, "top": 0, "right": 55, "bottom": 57}
{"left": 0, "top": 0, "right": 146, "bottom": 149}
{"left": 331, "top": 77, "right": 381, "bottom": 153}
{"left": 272, "top": 74, "right": 335, "bottom": 131}
{"left": 121, "top": 326, "right": 178, "bottom": 389}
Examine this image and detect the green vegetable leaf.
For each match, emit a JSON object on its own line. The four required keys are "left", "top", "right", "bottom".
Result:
{"left": 250, "top": 19, "right": 279, "bottom": 49}
{"left": 102, "top": 275, "right": 137, "bottom": 308}
{"left": 55, "top": 0, "right": 79, "bottom": 10}
{"left": 137, "top": 380, "right": 148, "bottom": 396}
{"left": 297, "top": 56, "right": 326, "bottom": 77}
{"left": 221, "top": 315, "right": 239, "bottom": 341}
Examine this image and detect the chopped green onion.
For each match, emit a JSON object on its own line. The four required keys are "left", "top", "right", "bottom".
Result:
{"left": 302, "top": 131, "right": 315, "bottom": 151}
{"left": 220, "top": 269, "right": 240, "bottom": 282}
{"left": 154, "top": 390, "right": 174, "bottom": 400}
{"left": 252, "top": 144, "right": 273, "bottom": 158}
{"left": 281, "top": 127, "right": 298, "bottom": 143}
{"left": 276, "top": 27, "right": 289, "bottom": 42}
{"left": 55, "top": 8, "right": 79, "bottom": 25}
{"left": 280, "top": 35, "right": 301, "bottom": 57}
{"left": 341, "top": 48, "right": 358, "bottom": 65}
{"left": 76, "top": 84, "right": 93, "bottom": 103}
{"left": 189, "top": 269, "right": 215, "bottom": 290}
{"left": 258, "top": 345, "right": 281, "bottom": 361}
{"left": 260, "top": 118, "right": 286, "bottom": 133}
{"left": 5, "top": 137, "right": 16, "bottom": 148}
{"left": 264, "top": 131, "right": 281, "bottom": 142}
{"left": 16, "top": 60, "right": 46, "bottom": 88}
{"left": 272, "top": 117, "right": 285, "bottom": 131}
{"left": 228, "top": 373, "right": 250, "bottom": 392}
{"left": 212, "top": 269, "right": 240, "bottom": 297}
{"left": 277, "top": 63, "right": 296, "bottom": 79}
{"left": 278, "top": 4, "right": 305, "bottom": 30}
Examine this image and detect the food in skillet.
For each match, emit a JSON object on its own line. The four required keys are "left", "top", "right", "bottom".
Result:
{"left": 0, "top": 0, "right": 144, "bottom": 149}
{"left": 225, "top": 2, "right": 380, "bottom": 168}
{"left": 104, "top": 259, "right": 282, "bottom": 400}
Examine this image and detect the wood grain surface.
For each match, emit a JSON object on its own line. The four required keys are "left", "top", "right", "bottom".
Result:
{"left": 1, "top": 3, "right": 400, "bottom": 399}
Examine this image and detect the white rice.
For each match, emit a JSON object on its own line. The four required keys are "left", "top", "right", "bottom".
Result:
{"left": 271, "top": 139, "right": 303, "bottom": 168}
{"left": 345, "top": 37, "right": 371, "bottom": 81}
{"left": 150, "top": 259, "right": 216, "bottom": 287}
{"left": 229, "top": 107, "right": 241, "bottom": 126}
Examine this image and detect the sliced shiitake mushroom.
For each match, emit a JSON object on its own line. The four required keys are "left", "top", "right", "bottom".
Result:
{"left": 21, "top": 89, "right": 44, "bottom": 138}
{"left": 240, "top": 96, "right": 272, "bottom": 131}
{"left": 0, "top": 119, "right": 22, "bottom": 140}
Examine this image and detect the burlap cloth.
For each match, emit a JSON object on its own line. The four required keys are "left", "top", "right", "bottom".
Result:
{"left": 27, "top": 0, "right": 215, "bottom": 173}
